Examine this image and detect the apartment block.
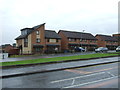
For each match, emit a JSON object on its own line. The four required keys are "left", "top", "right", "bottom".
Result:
{"left": 113, "top": 34, "right": 120, "bottom": 46}
{"left": 58, "top": 30, "right": 98, "bottom": 51}
{"left": 95, "top": 34, "right": 118, "bottom": 50}
{"left": 15, "top": 23, "right": 61, "bottom": 54}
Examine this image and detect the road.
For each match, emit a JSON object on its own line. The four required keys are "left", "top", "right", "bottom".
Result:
{"left": 2, "top": 62, "right": 119, "bottom": 88}
{"left": 2, "top": 57, "right": 119, "bottom": 76}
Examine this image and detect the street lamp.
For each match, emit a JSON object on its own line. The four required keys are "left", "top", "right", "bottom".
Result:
{"left": 81, "top": 30, "right": 85, "bottom": 48}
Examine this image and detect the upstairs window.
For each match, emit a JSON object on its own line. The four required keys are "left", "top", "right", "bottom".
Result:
{"left": 94, "top": 40, "right": 96, "bottom": 43}
{"left": 21, "top": 30, "right": 27, "bottom": 35}
{"left": 84, "top": 39, "right": 87, "bottom": 42}
{"left": 69, "top": 38, "right": 76, "bottom": 42}
{"left": 56, "top": 39, "right": 59, "bottom": 42}
{"left": 49, "top": 39, "right": 56, "bottom": 42}
{"left": 90, "top": 40, "right": 93, "bottom": 42}
{"left": 47, "top": 39, "right": 58, "bottom": 43}
{"left": 47, "top": 39, "right": 49, "bottom": 42}
{"left": 80, "top": 39, "right": 82, "bottom": 42}
{"left": 36, "top": 30, "right": 40, "bottom": 35}
{"left": 24, "top": 38, "right": 28, "bottom": 47}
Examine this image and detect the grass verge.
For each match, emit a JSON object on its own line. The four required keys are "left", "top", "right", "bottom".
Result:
{"left": 1, "top": 53, "right": 119, "bottom": 66}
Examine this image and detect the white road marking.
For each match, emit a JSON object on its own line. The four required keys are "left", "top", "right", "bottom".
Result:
{"left": 51, "top": 72, "right": 105, "bottom": 83}
{"left": 71, "top": 79, "right": 75, "bottom": 85}
{"left": 107, "top": 72, "right": 115, "bottom": 77}
{"left": 63, "top": 76, "right": 118, "bottom": 88}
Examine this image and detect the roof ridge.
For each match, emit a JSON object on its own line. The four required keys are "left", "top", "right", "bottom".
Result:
{"left": 32, "top": 23, "right": 46, "bottom": 30}
{"left": 45, "top": 30, "right": 56, "bottom": 32}
{"left": 96, "top": 34, "right": 112, "bottom": 37}
{"left": 59, "top": 30, "right": 91, "bottom": 34}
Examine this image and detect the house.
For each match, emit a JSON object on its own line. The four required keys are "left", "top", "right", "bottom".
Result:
{"left": 113, "top": 34, "right": 120, "bottom": 46}
{"left": 15, "top": 23, "right": 61, "bottom": 54}
{"left": 58, "top": 30, "right": 98, "bottom": 52}
{"left": 0, "top": 44, "right": 14, "bottom": 53}
{"left": 95, "top": 34, "right": 118, "bottom": 50}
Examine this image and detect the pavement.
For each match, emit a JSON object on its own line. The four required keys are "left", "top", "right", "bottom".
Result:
{"left": 0, "top": 50, "right": 116, "bottom": 62}
{"left": 1, "top": 56, "right": 119, "bottom": 78}
{"left": 0, "top": 51, "right": 95, "bottom": 62}
{"left": 2, "top": 62, "right": 119, "bottom": 88}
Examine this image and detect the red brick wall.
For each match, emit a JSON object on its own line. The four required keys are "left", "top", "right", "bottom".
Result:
{"left": 4, "top": 45, "right": 14, "bottom": 53}
{"left": 58, "top": 31, "right": 69, "bottom": 50}
{"left": 59, "top": 31, "right": 98, "bottom": 51}
{"left": 95, "top": 35, "right": 118, "bottom": 48}
{"left": 45, "top": 39, "right": 61, "bottom": 51}
{"left": 95, "top": 36, "right": 106, "bottom": 47}
{"left": 31, "top": 24, "right": 45, "bottom": 53}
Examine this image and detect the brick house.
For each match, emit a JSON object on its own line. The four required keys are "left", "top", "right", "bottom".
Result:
{"left": 95, "top": 34, "right": 118, "bottom": 50}
{"left": 15, "top": 23, "right": 61, "bottom": 54}
{"left": 0, "top": 44, "right": 14, "bottom": 53}
{"left": 113, "top": 34, "right": 120, "bottom": 46}
{"left": 58, "top": 30, "right": 98, "bottom": 51}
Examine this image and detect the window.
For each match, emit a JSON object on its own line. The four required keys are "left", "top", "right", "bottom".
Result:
{"left": 47, "top": 39, "right": 49, "bottom": 42}
{"left": 21, "top": 30, "right": 27, "bottom": 35}
{"left": 69, "top": 39, "right": 71, "bottom": 41}
{"left": 80, "top": 39, "right": 82, "bottom": 42}
{"left": 84, "top": 39, "right": 87, "bottom": 42}
{"left": 36, "top": 30, "right": 40, "bottom": 35}
{"left": 90, "top": 40, "right": 93, "bottom": 42}
{"left": 36, "top": 38, "right": 40, "bottom": 43}
{"left": 56, "top": 39, "right": 59, "bottom": 42}
{"left": 47, "top": 39, "right": 58, "bottom": 42}
{"left": 49, "top": 39, "right": 56, "bottom": 42}
{"left": 69, "top": 38, "right": 76, "bottom": 42}
{"left": 35, "top": 48, "right": 41, "bottom": 52}
{"left": 24, "top": 38, "right": 28, "bottom": 47}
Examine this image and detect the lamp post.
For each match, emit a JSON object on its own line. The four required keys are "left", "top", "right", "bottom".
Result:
{"left": 81, "top": 30, "right": 85, "bottom": 47}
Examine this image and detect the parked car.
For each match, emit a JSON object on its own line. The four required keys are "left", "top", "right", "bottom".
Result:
{"left": 75, "top": 47, "right": 85, "bottom": 52}
{"left": 95, "top": 47, "right": 108, "bottom": 53}
{"left": 116, "top": 46, "right": 120, "bottom": 52}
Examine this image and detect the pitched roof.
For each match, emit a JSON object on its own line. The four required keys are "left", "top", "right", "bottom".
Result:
{"left": 45, "top": 30, "right": 61, "bottom": 39}
{"left": 15, "top": 23, "right": 45, "bottom": 40}
{"left": 113, "top": 34, "right": 120, "bottom": 40}
{"left": 0, "top": 44, "right": 12, "bottom": 48}
{"left": 32, "top": 23, "right": 45, "bottom": 30}
{"left": 59, "top": 30, "right": 97, "bottom": 40}
{"left": 15, "top": 34, "right": 28, "bottom": 40}
{"left": 96, "top": 34, "right": 117, "bottom": 41}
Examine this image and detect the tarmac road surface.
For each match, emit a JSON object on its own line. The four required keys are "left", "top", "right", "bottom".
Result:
{"left": 2, "top": 61, "right": 119, "bottom": 88}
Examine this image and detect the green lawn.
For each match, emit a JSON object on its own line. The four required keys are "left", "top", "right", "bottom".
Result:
{"left": 1, "top": 53, "right": 119, "bottom": 66}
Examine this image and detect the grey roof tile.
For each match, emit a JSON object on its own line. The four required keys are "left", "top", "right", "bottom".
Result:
{"left": 15, "top": 23, "right": 45, "bottom": 40}
{"left": 45, "top": 30, "right": 61, "bottom": 39}
{"left": 96, "top": 34, "right": 117, "bottom": 41}
{"left": 59, "top": 30, "right": 97, "bottom": 40}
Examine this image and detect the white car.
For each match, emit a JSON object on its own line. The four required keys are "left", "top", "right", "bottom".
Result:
{"left": 116, "top": 46, "right": 120, "bottom": 52}
{"left": 95, "top": 47, "right": 108, "bottom": 53}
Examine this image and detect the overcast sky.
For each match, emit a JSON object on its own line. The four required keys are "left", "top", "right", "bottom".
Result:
{"left": 0, "top": 0, "right": 119, "bottom": 45}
